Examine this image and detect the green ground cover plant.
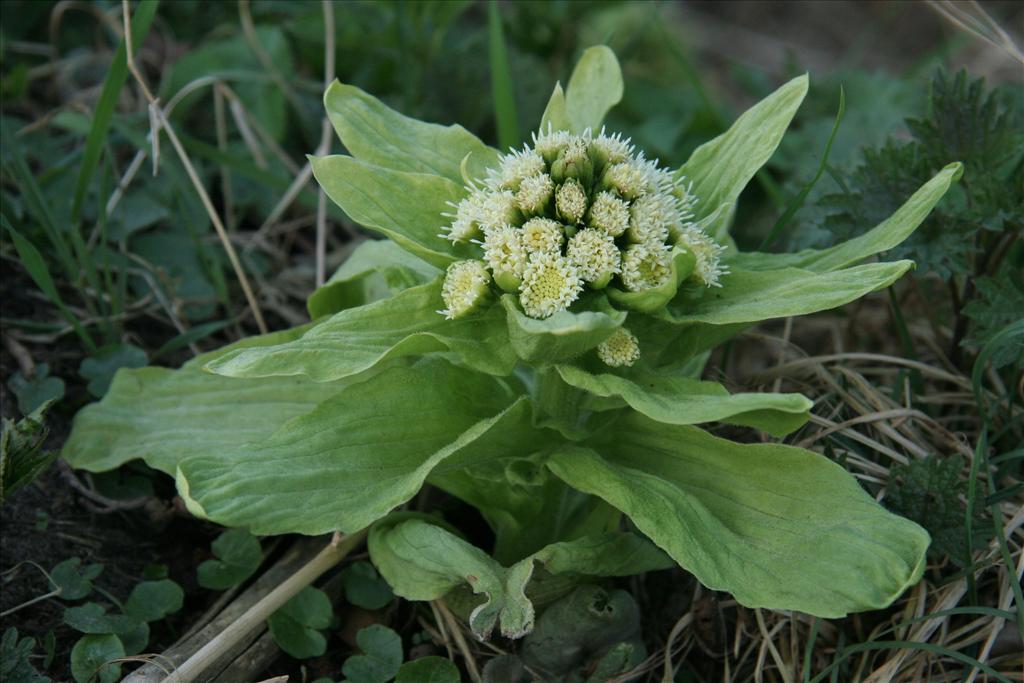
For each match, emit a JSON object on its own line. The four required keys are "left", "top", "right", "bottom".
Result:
{"left": 62, "top": 45, "right": 963, "bottom": 645}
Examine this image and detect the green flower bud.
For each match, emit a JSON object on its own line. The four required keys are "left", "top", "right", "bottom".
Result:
{"left": 555, "top": 178, "right": 588, "bottom": 225}
{"left": 597, "top": 327, "right": 641, "bottom": 368}
{"left": 440, "top": 260, "right": 492, "bottom": 319}
{"left": 550, "top": 137, "right": 593, "bottom": 187}
{"left": 532, "top": 126, "right": 572, "bottom": 164}
{"left": 516, "top": 173, "right": 554, "bottom": 216}
{"left": 601, "top": 161, "right": 646, "bottom": 200}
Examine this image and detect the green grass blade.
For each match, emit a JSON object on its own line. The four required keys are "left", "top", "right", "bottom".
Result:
{"left": 151, "top": 321, "right": 231, "bottom": 361}
{"left": 3, "top": 222, "right": 97, "bottom": 351}
{"left": 809, "top": 640, "right": 1011, "bottom": 683}
{"left": 70, "top": 0, "right": 159, "bottom": 223}
{"left": 760, "top": 85, "right": 845, "bottom": 250}
{"left": 802, "top": 617, "right": 820, "bottom": 683}
{"left": 488, "top": 0, "right": 519, "bottom": 151}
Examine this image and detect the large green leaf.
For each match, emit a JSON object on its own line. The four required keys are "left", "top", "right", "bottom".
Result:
{"left": 324, "top": 80, "right": 499, "bottom": 183}
{"left": 502, "top": 293, "right": 625, "bottom": 364}
{"left": 547, "top": 417, "right": 930, "bottom": 617}
{"left": 307, "top": 239, "right": 440, "bottom": 319}
{"left": 565, "top": 46, "right": 624, "bottom": 134}
{"left": 554, "top": 365, "right": 812, "bottom": 437}
{"left": 369, "top": 516, "right": 669, "bottom": 640}
{"left": 310, "top": 155, "right": 471, "bottom": 268}
{"left": 729, "top": 163, "right": 963, "bottom": 273}
{"left": 177, "top": 362, "right": 536, "bottom": 535}
{"left": 678, "top": 75, "right": 809, "bottom": 241}
{"left": 208, "top": 280, "right": 516, "bottom": 382}
{"left": 62, "top": 329, "right": 345, "bottom": 475}
{"left": 664, "top": 260, "right": 913, "bottom": 325}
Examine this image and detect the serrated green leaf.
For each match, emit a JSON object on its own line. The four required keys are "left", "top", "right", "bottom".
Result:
{"left": 342, "top": 625, "right": 403, "bottom": 683}
{"left": 63, "top": 603, "right": 140, "bottom": 635}
{"left": 547, "top": 416, "right": 930, "bottom": 618}
{"left": 123, "top": 580, "right": 183, "bottom": 623}
{"left": 564, "top": 46, "right": 623, "bottom": 134}
{"left": 730, "top": 163, "right": 962, "bottom": 273}
{"left": 79, "top": 344, "right": 148, "bottom": 399}
{"left": 308, "top": 239, "right": 440, "bottom": 319}
{"left": 554, "top": 365, "right": 812, "bottom": 437}
{"left": 396, "top": 657, "right": 460, "bottom": 683}
{"left": 70, "top": 634, "right": 123, "bottom": 683}
{"left": 209, "top": 280, "right": 516, "bottom": 383}
{"left": 50, "top": 558, "right": 103, "bottom": 601}
{"left": 664, "top": 261, "right": 913, "bottom": 325}
{"left": 369, "top": 516, "right": 669, "bottom": 640}
{"left": 678, "top": 74, "right": 809, "bottom": 241}
{"left": 341, "top": 561, "right": 394, "bottom": 610}
{"left": 197, "top": 529, "right": 263, "bottom": 590}
{"left": 177, "top": 362, "right": 534, "bottom": 535}
{"left": 1, "top": 399, "right": 58, "bottom": 504}
{"left": 311, "top": 155, "right": 466, "bottom": 269}
{"left": 324, "top": 80, "right": 498, "bottom": 184}
{"left": 267, "top": 586, "right": 332, "bottom": 660}
{"left": 501, "top": 293, "right": 625, "bottom": 365}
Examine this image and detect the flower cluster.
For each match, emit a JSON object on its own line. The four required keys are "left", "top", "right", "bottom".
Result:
{"left": 439, "top": 127, "right": 727, "bottom": 322}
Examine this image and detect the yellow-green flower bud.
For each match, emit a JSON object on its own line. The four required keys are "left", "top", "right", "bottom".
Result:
{"left": 478, "top": 190, "right": 521, "bottom": 234}
{"left": 521, "top": 217, "right": 564, "bottom": 256}
{"left": 621, "top": 242, "right": 672, "bottom": 291}
{"left": 567, "top": 228, "right": 620, "bottom": 289}
{"left": 587, "top": 191, "right": 630, "bottom": 237}
{"left": 519, "top": 253, "right": 584, "bottom": 319}
{"left": 601, "top": 161, "right": 647, "bottom": 200}
{"left": 588, "top": 129, "right": 633, "bottom": 173}
{"left": 555, "top": 178, "right": 588, "bottom": 225}
{"left": 516, "top": 173, "right": 554, "bottom": 216}
{"left": 626, "top": 192, "right": 673, "bottom": 244}
{"left": 597, "top": 327, "right": 641, "bottom": 367}
{"left": 483, "top": 226, "right": 527, "bottom": 292}
{"left": 444, "top": 189, "right": 487, "bottom": 242}
{"left": 440, "top": 260, "right": 491, "bottom": 319}
{"left": 550, "top": 137, "right": 593, "bottom": 186}
{"left": 532, "top": 126, "right": 571, "bottom": 164}
{"left": 491, "top": 147, "right": 545, "bottom": 191}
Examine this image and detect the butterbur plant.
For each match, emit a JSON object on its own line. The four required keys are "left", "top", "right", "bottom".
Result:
{"left": 63, "top": 47, "right": 963, "bottom": 640}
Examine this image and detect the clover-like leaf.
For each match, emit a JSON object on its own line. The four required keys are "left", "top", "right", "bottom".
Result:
{"left": 79, "top": 344, "right": 148, "bottom": 399}
{"left": 7, "top": 363, "right": 64, "bottom": 415}
{"left": 341, "top": 561, "right": 394, "bottom": 610}
{"left": 267, "top": 586, "right": 332, "bottom": 660}
{"left": 395, "top": 657, "right": 460, "bottom": 683}
{"left": 70, "top": 634, "right": 123, "bottom": 683}
{"left": 123, "top": 580, "right": 183, "bottom": 623}
{"left": 547, "top": 415, "right": 930, "bottom": 618}
{"left": 197, "top": 529, "right": 262, "bottom": 590}
{"left": 208, "top": 280, "right": 516, "bottom": 383}
{"left": 50, "top": 558, "right": 103, "bottom": 601}
{"left": 341, "top": 625, "right": 403, "bottom": 683}
{"left": 63, "top": 603, "right": 140, "bottom": 635}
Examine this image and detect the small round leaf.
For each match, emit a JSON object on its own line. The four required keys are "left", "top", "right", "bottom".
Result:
{"left": 70, "top": 634, "right": 123, "bottom": 683}
{"left": 197, "top": 529, "right": 262, "bottom": 590}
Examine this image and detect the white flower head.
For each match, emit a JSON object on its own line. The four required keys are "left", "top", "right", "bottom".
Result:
{"left": 532, "top": 126, "right": 572, "bottom": 162}
{"left": 491, "top": 147, "right": 545, "bottom": 191}
{"left": 555, "top": 178, "right": 588, "bottom": 225}
{"left": 590, "top": 128, "right": 634, "bottom": 166}
{"left": 440, "top": 260, "right": 491, "bottom": 319}
{"left": 602, "top": 161, "right": 648, "bottom": 200}
{"left": 587, "top": 191, "right": 630, "bottom": 237}
{"left": 519, "top": 252, "right": 583, "bottom": 319}
{"left": 478, "top": 190, "right": 521, "bottom": 234}
{"left": 516, "top": 173, "right": 554, "bottom": 215}
{"left": 677, "top": 226, "right": 728, "bottom": 287}
{"left": 597, "top": 327, "right": 641, "bottom": 368}
{"left": 567, "top": 228, "right": 620, "bottom": 288}
{"left": 444, "top": 189, "right": 487, "bottom": 242}
{"left": 627, "top": 192, "right": 675, "bottom": 245}
{"left": 483, "top": 226, "right": 527, "bottom": 291}
{"left": 621, "top": 242, "right": 672, "bottom": 291}
{"left": 521, "top": 217, "right": 564, "bottom": 256}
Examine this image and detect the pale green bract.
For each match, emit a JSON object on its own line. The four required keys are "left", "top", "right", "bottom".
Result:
{"left": 63, "top": 45, "right": 962, "bottom": 639}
